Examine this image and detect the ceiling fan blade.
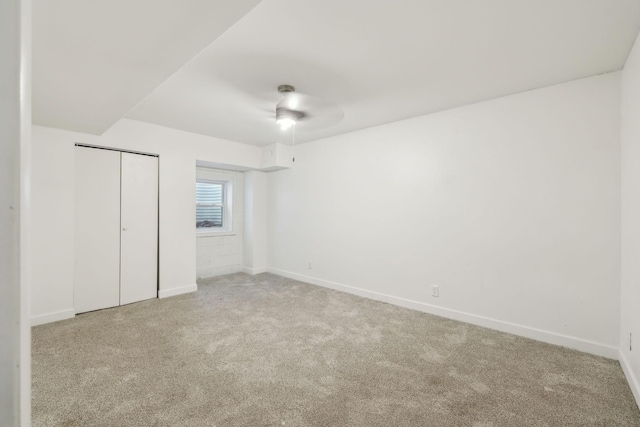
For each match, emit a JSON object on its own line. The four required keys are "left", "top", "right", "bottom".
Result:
{"left": 274, "top": 91, "right": 344, "bottom": 130}
{"left": 297, "top": 106, "right": 344, "bottom": 131}
{"left": 275, "top": 92, "right": 304, "bottom": 111}
{"left": 277, "top": 92, "right": 335, "bottom": 112}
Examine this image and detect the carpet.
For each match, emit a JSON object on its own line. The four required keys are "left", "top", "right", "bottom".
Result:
{"left": 32, "top": 272, "right": 640, "bottom": 426}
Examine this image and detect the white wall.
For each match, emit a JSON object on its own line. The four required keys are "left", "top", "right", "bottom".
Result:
{"left": 267, "top": 73, "right": 621, "bottom": 358}
{"left": 620, "top": 30, "right": 640, "bottom": 406}
{"left": 30, "top": 119, "right": 262, "bottom": 323}
{"left": 30, "top": 134, "right": 75, "bottom": 324}
{"left": 19, "top": 1, "right": 32, "bottom": 423}
{"left": 0, "top": 0, "right": 21, "bottom": 421}
{"left": 1, "top": 0, "right": 31, "bottom": 424}
{"left": 196, "top": 168, "right": 244, "bottom": 279}
{"left": 243, "top": 171, "right": 268, "bottom": 274}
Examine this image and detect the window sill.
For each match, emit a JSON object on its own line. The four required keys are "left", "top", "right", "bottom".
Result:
{"left": 196, "top": 230, "right": 236, "bottom": 238}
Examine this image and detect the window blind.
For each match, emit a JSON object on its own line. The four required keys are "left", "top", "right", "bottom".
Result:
{"left": 196, "top": 181, "right": 224, "bottom": 228}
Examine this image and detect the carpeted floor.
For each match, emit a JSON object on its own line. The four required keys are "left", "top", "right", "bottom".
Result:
{"left": 32, "top": 273, "right": 639, "bottom": 426}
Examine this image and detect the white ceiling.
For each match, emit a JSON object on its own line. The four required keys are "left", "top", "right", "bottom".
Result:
{"left": 34, "top": 1, "right": 640, "bottom": 146}
{"left": 32, "top": 0, "right": 262, "bottom": 134}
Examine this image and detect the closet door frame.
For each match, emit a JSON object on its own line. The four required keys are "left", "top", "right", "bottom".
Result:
{"left": 74, "top": 144, "right": 160, "bottom": 311}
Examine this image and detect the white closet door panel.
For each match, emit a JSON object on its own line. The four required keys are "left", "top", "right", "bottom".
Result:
{"left": 74, "top": 147, "right": 121, "bottom": 314}
{"left": 120, "top": 152, "right": 158, "bottom": 305}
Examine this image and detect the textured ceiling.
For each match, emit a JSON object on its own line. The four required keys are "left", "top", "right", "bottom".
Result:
{"left": 34, "top": 0, "right": 640, "bottom": 145}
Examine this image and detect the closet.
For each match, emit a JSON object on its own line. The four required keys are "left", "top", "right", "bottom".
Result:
{"left": 74, "top": 145, "right": 159, "bottom": 314}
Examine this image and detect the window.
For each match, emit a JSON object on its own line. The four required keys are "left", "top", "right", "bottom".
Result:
{"left": 195, "top": 167, "right": 236, "bottom": 235}
{"left": 196, "top": 181, "right": 226, "bottom": 229}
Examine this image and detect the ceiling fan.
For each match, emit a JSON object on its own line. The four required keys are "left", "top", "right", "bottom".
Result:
{"left": 273, "top": 84, "right": 344, "bottom": 131}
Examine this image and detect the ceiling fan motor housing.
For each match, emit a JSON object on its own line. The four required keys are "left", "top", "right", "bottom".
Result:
{"left": 276, "top": 107, "right": 302, "bottom": 121}
{"left": 276, "top": 84, "right": 305, "bottom": 126}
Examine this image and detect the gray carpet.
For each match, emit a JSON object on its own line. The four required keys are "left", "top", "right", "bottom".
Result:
{"left": 32, "top": 272, "right": 640, "bottom": 426}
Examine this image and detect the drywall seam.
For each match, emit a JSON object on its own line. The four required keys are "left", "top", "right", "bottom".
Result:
{"left": 31, "top": 309, "right": 75, "bottom": 326}
{"left": 158, "top": 284, "right": 197, "bottom": 299}
{"left": 619, "top": 350, "right": 640, "bottom": 409}
{"left": 267, "top": 267, "right": 618, "bottom": 360}
{"left": 242, "top": 266, "right": 267, "bottom": 275}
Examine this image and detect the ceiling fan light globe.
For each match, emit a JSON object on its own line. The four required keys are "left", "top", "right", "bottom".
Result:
{"left": 276, "top": 107, "right": 298, "bottom": 130}
{"left": 277, "top": 117, "right": 296, "bottom": 130}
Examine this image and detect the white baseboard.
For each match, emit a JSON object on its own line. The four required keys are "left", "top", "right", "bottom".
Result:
{"left": 158, "top": 284, "right": 198, "bottom": 299}
{"left": 197, "top": 265, "right": 242, "bottom": 280}
{"left": 31, "top": 308, "right": 75, "bottom": 326}
{"left": 242, "top": 266, "right": 267, "bottom": 275}
{"left": 267, "top": 267, "right": 618, "bottom": 360}
{"left": 620, "top": 350, "right": 640, "bottom": 409}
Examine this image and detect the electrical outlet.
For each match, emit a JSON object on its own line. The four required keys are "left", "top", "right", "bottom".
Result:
{"left": 431, "top": 285, "right": 439, "bottom": 297}
{"left": 307, "top": 260, "right": 312, "bottom": 269}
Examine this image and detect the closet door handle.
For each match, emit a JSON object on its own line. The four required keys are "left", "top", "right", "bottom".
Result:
{"left": 122, "top": 227, "right": 127, "bottom": 231}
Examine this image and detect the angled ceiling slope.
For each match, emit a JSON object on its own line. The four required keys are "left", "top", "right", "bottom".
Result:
{"left": 127, "top": 0, "right": 640, "bottom": 147}
{"left": 33, "top": 0, "right": 262, "bottom": 135}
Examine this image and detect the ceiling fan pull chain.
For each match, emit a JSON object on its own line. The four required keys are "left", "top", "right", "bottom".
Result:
{"left": 292, "top": 125, "right": 296, "bottom": 163}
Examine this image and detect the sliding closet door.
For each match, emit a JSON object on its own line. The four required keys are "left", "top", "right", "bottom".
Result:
{"left": 75, "top": 147, "right": 122, "bottom": 314}
{"left": 120, "top": 152, "right": 158, "bottom": 305}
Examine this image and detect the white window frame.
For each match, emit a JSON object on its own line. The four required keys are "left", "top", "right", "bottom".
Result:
{"left": 196, "top": 168, "right": 235, "bottom": 237}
